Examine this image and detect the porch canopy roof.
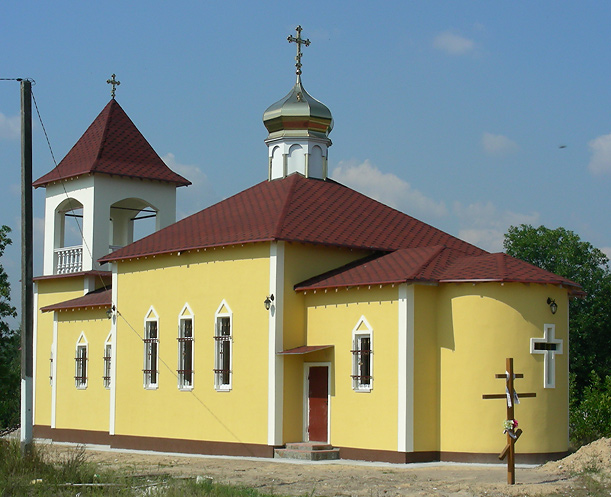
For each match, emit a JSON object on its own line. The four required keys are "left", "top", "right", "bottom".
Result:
{"left": 277, "top": 345, "right": 333, "bottom": 355}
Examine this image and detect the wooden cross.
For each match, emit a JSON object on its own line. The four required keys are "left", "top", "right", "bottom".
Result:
{"left": 482, "top": 358, "right": 536, "bottom": 485}
{"left": 287, "top": 25, "right": 311, "bottom": 76}
{"left": 106, "top": 73, "right": 120, "bottom": 99}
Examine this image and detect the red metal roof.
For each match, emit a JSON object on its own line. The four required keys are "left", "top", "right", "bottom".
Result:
{"left": 40, "top": 288, "right": 112, "bottom": 313}
{"left": 33, "top": 100, "right": 191, "bottom": 188}
{"left": 100, "top": 174, "right": 485, "bottom": 263}
{"left": 97, "top": 174, "right": 580, "bottom": 293}
{"left": 295, "top": 249, "right": 582, "bottom": 294}
{"left": 439, "top": 252, "right": 582, "bottom": 291}
{"left": 295, "top": 246, "right": 460, "bottom": 290}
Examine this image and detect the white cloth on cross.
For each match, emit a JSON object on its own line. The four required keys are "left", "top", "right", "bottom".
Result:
{"left": 505, "top": 387, "right": 520, "bottom": 408}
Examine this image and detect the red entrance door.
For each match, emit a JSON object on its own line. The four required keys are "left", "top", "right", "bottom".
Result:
{"left": 308, "top": 366, "right": 328, "bottom": 442}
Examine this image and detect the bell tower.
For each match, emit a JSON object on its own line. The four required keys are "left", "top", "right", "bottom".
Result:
{"left": 34, "top": 79, "right": 190, "bottom": 278}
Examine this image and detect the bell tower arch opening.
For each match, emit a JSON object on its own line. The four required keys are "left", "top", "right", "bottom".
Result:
{"left": 54, "top": 197, "right": 85, "bottom": 274}
{"left": 109, "top": 198, "right": 159, "bottom": 252}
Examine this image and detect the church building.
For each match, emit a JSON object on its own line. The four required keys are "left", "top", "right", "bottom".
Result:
{"left": 32, "top": 28, "right": 579, "bottom": 464}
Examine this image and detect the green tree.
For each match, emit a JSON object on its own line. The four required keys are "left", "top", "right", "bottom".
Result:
{"left": 0, "top": 225, "right": 19, "bottom": 429}
{"left": 503, "top": 225, "right": 611, "bottom": 393}
{"left": 569, "top": 372, "right": 611, "bottom": 446}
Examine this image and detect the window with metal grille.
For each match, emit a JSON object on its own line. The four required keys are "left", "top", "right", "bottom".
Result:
{"left": 143, "top": 319, "right": 159, "bottom": 388}
{"left": 177, "top": 317, "right": 193, "bottom": 389}
{"left": 75, "top": 343, "right": 87, "bottom": 388}
{"left": 103, "top": 342, "right": 112, "bottom": 389}
{"left": 214, "top": 316, "right": 232, "bottom": 390}
{"left": 351, "top": 334, "right": 372, "bottom": 391}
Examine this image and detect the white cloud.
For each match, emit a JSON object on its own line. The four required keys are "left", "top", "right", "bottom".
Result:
{"left": 454, "top": 201, "right": 539, "bottom": 252}
{"left": 482, "top": 132, "right": 518, "bottom": 155}
{"left": 0, "top": 112, "right": 20, "bottom": 140}
{"left": 433, "top": 31, "right": 475, "bottom": 55}
{"left": 601, "top": 247, "right": 611, "bottom": 261}
{"left": 588, "top": 133, "right": 611, "bottom": 175}
{"left": 162, "top": 153, "right": 217, "bottom": 218}
{"left": 331, "top": 160, "right": 447, "bottom": 218}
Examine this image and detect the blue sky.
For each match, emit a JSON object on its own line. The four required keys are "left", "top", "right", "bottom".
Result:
{"left": 2, "top": 1, "right": 611, "bottom": 324}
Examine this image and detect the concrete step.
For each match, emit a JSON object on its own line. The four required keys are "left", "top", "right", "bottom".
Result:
{"left": 274, "top": 442, "right": 340, "bottom": 461}
{"left": 285, "top": 442, "right": 334, "bottom": 451}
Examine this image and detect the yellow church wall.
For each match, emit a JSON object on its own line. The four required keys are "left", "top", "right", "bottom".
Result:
{"left": 34, "top": 277, "right": 91, "bottom": 427}
{"left": 54, "top": 309, "right": 111, "bottom": 432}
{"left": 304, "top": 286, "right": 399, "bottom": 451}
{"left": 412, "top": 285, "right": 440, "bottom": 452}
{"left": 282, "top": 243, "right": 370, "bottom": 349}
{"left": 113, "top": 244, "right": 270, "bottom": 445}
{"left": 437, "top": 282, "right": 569, "bottom": 455}
{"left": 280, "top": 243, "right": 371, "bottom": 443}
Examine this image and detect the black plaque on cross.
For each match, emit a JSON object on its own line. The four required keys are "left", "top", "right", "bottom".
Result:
{"left": 482, "top": 357, "right": 536, "bottom": 485}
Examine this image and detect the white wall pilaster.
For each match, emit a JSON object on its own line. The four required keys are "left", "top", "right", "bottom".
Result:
{"left": 109, "top": 263, "right": 118, "bottom": 435}
{"left": 397, "top": 283, "right": 414, "bottom": 453}
{"left": 268, "top": 241, "right": 285, "bottom": 445}
{"left": 51, "top": 313, "right": 58, "bottom": 428}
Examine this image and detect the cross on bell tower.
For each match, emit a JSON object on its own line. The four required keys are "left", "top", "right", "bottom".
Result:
{"left": 287, "top": 25, "right": 310, "bottom": 78}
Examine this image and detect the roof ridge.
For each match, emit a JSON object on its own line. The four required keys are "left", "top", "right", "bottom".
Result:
{"left": 92, "top": 100, "right": 115, "bottom": 171}
{"left": 271, "top": 175, "right": 299, "bottom": 239}
{"left": 411, "top": 244, "right": 448, "bottom": 278}
{"left": 498, "top": 252, "right": 508, "bottom": 280}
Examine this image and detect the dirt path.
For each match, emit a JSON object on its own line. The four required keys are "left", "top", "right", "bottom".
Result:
{"left": 48, "top": 443, "right": 588, "bottom": 497}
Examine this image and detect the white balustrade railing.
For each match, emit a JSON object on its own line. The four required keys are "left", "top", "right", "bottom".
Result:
{"left": 54, "top": 245, "right": 83, "bottom": 274}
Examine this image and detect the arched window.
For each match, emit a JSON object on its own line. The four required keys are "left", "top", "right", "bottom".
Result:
{"left": 214, "top": 300, "right": 233, "bottom": 391}
{"left": 103, "top": 331, "right": 112, "bottom": 389}
{"left": 351, "top": 316, "right": 373, "bottom": 392}
{"left": 75, "top": 332, "right": 88, "bottom": 389}
{"left": 177, "top": 304, "right": 194, "bottom": 390}
{"left": 143, "top": 307, "right": 159, "bottom": 389}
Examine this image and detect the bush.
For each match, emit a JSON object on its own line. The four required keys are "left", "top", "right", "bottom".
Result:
{"left": 570, "top": 372, "right": 611, "bottom": 447}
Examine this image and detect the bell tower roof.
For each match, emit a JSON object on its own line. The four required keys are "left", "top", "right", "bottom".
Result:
{"left": 33, "top": 99, "right": 190, "bottom": 188}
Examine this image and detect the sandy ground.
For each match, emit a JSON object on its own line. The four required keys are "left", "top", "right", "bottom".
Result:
{"left": 3, "top": 428, "right": 607, "bottom": 497}
{"left": 44, "top": 439, "right": 611, "bottom": 497}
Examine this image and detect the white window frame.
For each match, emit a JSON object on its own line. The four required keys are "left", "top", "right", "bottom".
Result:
{"left": 214, "top": 300, "right": 233, "bottom": 391}
{"left": 103, "top": 331, "right": 112, "bottom": 389}
{"left": 74, "top": 332, "right": 88, "bottom": 389}
{"left": 143, "top": 306, "right": 159, "bottom": 389}
{"left": 351, "top": 316, "right": 373, "bottom": 392}
{"left": 177, "top": 304, "right": 194, "bottom": 390}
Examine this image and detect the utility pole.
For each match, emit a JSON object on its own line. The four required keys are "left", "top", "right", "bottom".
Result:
{"left": 20, "top": 79, "right": 34, "bottom": 454}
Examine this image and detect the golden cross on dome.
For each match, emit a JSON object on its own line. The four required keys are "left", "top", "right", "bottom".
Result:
{"left": 287, "top": 25, "right": 310, "bottom": 77}
{"left": 106, "top": 74, "right": 120, "bottom": 99}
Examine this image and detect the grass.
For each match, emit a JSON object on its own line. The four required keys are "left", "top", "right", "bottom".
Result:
{"left": 0, "top": 439, "right": 277, "bottom": 496}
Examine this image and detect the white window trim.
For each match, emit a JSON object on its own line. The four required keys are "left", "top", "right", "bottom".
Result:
{"left": 351, "top": 316, "right": 373, "bottom": 392}
{"left": 177, "top": 303, "right": 194, "bottom": 391}
{"left": 143, "top": 306, "right": 160, "bottom": 390}
{"left": 75, "top": 332, "right": 88, "bottom": 389}
{"left": 103, "top": 331, "right": 112, "bottom": 390}
{"left": 214, "top": 300, "right": 233, "bottom": 392}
